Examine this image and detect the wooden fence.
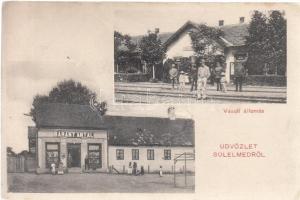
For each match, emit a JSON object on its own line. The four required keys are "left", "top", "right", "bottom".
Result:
{"left": 7, "top": 156, "right": 37, "bottom": 173}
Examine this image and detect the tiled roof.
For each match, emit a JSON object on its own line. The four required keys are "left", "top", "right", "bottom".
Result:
{"left": 219, "top": 23, "right": 249, "bottom": 46}
{"left": 104, "top": 115, "right": 194, "bottom": 147}
{"left": 35, "top": 103, "right": 106, "bottom": 130}
{"left": 33, "top": 103, "right": 194, "bottom": 146}
{"left": 131, "top": 32, "right": 172, "bottom": 46}
{"left": 131, "top": 21, "right": 249, "bottom": 48}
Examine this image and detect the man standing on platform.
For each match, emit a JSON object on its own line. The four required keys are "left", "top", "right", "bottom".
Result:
{"left": 190, "top": 63, "right": 198, "bottom": 92}
{"left": 197, "top": 58, "right": 210, "bottom": 100}
{"left": 234, "top": 62, "right": 246, "bottom": 92}
{"left": 169, "top": 64, "right": 178, "bottom": 89}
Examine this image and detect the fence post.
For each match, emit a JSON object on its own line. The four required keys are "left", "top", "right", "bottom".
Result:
{"left": 174, "top": 160, "right": 176, "bottom": 187}
{"left": 184, "top": 152, "right": 187, "bottom": 187}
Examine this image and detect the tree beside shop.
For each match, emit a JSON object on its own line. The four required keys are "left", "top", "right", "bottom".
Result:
{"left": 30, "top": 79, "right": 107, "bottom": 123}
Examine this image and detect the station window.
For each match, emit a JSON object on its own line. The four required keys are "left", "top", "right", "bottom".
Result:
{"left": 116, "top": 149, "right": 124, "bottom": 160}
{"left": 45, "top": 142, "right": 60, "bottom": 168}
{"left": 164, "top": 149, "right": 171, "bottom": 160}
{"left": 88, "top": 143, "right": 102, "bottom": 169}
{"left": 132, "top": 149, "right": 139, "bottom": 160}
{"left": 147, "top": 149, "right": 154, "bottom": 160}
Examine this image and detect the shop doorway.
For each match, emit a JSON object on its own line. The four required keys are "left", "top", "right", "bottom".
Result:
{"left": 67, "top": 143, "right": 81, "bottom": 168}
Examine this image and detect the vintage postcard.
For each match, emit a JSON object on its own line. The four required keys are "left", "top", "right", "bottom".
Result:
{"left": 113, "top": 5, "right": 287, "bottom": 104}
{"left": 2, "top": 2, "right": 300, "bottom": 200}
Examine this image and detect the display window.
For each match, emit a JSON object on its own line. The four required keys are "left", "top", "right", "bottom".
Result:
{"left": 88, "top": 143, "right": 102, "bottom": 169}
{"left": 45, "top": 142, "right": 60, "bottom": 168}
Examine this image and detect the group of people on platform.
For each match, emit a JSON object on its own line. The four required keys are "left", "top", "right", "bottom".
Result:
{"left": 168, "top": 56, "right": 246, "bottom": 100}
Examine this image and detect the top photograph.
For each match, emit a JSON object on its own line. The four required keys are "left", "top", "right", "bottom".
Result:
{"left": 114, "top": 8, "right": 287, "bottom": 104}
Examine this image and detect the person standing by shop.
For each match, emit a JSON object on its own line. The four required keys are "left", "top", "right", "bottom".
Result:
{"left": 234, "top": 62, "right": 246, "bottom": 92}
{"left": 140, "top": 166, "right": 145, "bottom": 175}
{"left": 133, "top": 162, "right": 137, "bottom": 175}
{"left": 159, "top": 166, "right": 163, "bottom": 177}
{"left": 197, "top": 58, "right": 210, "bottom": 100}
{"left": 84, "top": 155, "right": 89, "bottom": 171}
{"left": 169, "top": 64, "right": 178, "bottom": 89}
{"left": 67, "top": 153, "right": 72, "bottom": 168}
{"left": 128, "top": 162, "right": 132, "bottom": 175}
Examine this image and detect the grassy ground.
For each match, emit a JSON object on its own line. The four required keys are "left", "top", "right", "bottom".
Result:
{"left": 7, "top": 173, "right": 194, "bottom": 193}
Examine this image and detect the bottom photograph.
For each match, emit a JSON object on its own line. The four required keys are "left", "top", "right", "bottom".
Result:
{"left": 7, "top": 103, "right": 195, "bottom": 193}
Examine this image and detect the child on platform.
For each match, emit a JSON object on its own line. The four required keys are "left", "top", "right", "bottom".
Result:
{"left": 220, "top": 71, "right": 227, "bottom": 93}
{"left": 178, "top": 71, "right": 186, "bottom": 91}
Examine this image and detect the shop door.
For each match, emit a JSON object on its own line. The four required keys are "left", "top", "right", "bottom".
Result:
{"left": 67, "top": 143, "right": 81, "bottom": 168}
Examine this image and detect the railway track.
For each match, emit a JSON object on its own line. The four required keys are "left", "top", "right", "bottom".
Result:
{"left": 115, "top": 89, "right": 286, "bottom": 103}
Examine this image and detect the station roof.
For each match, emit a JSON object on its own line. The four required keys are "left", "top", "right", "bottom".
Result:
{"left": 131, "top": 21, "right": 249, "bottom": 48}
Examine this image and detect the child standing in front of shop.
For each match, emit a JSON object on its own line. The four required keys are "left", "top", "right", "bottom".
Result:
{"left": 128, "top": 162, "right": 132, "bottom": 175}
{"left": 159, "top": 166, "right": 163, "bottom": 177}
{"left": 51, "top": 163, "right": 56, "bottom": 175}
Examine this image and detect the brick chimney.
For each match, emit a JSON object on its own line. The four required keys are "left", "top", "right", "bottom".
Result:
{"left": 239, "top": 17, "right": 245, "bottom": 24}
{"left": 219, "top": 20, "right": 224, "bottom": 26}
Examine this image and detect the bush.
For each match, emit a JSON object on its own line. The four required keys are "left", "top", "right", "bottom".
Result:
{"left": 115, "top": 73, "right": 151, "bottom": 82}
{"left": 149, "top": 78, "right": 159, "bottom": 83}
{"left": 244, "top": 75, "right": 286, "bottom": 86}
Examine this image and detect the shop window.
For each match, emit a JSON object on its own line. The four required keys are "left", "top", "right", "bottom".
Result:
{"left": 147, "top": 149, "right": 154, "bottom": 160}
{"left": 132, "top": 149, "right": 139, "bottom": 160}
{"left": 116, "top": 149, "right": 124, "bottom": 160}
{"left": 164, "top": 149, "right": 171, "bottom": 160}
{"left": 45, "top": 142, "right": 60, "bottom": 168}
{"left": 88, "top": 143, "right": 102, "bottom": 169}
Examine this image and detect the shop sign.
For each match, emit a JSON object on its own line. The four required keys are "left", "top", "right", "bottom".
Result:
{"left": 56, "top": 130, "right": 94, "bottom": 138}
{"left": 234, "top": 53, "right": 247, "bottom": 61}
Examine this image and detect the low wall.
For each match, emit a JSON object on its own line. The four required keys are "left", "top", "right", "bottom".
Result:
{"left": 244, "top": 75, "right": 287, "bottom": 86}
{"left": 114, "top": 73, "right": 151, "bottom": 82}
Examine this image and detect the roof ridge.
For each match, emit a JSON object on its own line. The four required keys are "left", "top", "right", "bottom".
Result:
{"left": 218, "top": 23, "right": 249, "bottom": 28}
{"left": 39, "top": 102, "right": 90, "bottom": 107}
{"left": 105, "top": 114, "right": 193, "bottom": 120}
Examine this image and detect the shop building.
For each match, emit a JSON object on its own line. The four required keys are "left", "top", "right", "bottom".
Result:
{"left": 29, "top": 103, "right": 195, "bottom": 174}
{"left": 31, "top": 103, "right": 108, "bottom": 173}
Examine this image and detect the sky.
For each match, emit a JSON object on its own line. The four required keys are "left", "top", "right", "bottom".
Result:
{"left": 2, "top": 2, "right": 287, "bottom": 153}
{"left": 113, "top": 3, "right": 279, "bottom": 36}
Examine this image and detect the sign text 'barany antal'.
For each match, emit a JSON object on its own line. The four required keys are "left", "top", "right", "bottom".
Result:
{"left": 56, "top": 130, "right": 94, "bottom": 138}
